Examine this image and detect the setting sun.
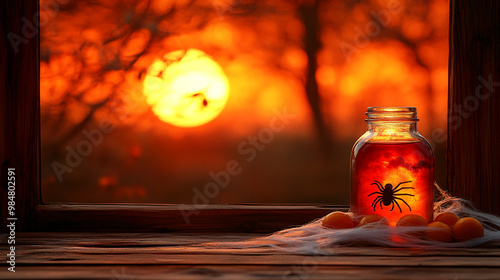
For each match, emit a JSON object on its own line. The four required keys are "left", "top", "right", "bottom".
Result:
{"left": 143, "top": 49, "right": 229, "bottom": 127}
{"left": 39, "top": 0, "right": 450, "bottom": 206}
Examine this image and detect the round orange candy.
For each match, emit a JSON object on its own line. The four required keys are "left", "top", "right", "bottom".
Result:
{"left": 322, "top": 212, "right": 354, "bottom": 229}
{"left": 452, "top": 217, "right": 484, "bottom": 242}
{"left": 425, "top": 222, "right": 453, "bottom": 242}
{"left": 434, "top": 212, "right": 460, "bottom": 227}
{"left": 358, "top": 214, "right": 389, "bottom": 227}
{"left": 396, "top": 214, "right": 428, "bottom": 227}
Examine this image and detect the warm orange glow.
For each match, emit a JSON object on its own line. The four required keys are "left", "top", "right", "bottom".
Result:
{"left": 351, "top": 142, "right": 434, "bottom": 224}
{"left": 316, "top": 66, "right": 337, "bottom": 87}
{"left": 40, "top": 0, "right": 449, "bottom": 137}
{"left": 143, "top": 49, "right": 230, "bottom": 127}
{"left": 39, "top": 0, "right": 450, "bottom": 204}
{"left": 369, "top": 125, "right": 420, "bottom": 142}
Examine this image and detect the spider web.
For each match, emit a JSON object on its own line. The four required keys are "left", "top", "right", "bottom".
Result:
{"left": 203, "top": 183, "right": 500, "bottom": 253}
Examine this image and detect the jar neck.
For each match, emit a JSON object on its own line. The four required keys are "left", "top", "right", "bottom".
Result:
{"left": 366, "top": 107, "right": 418, "bottom": 133}
{"left": 364, "top": 107, "right": 420, "bottom": 142}
{"left": 367, "top": 121, "right": 417, "bottom": 133}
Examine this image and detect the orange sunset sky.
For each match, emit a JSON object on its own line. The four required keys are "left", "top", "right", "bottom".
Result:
{"left": 40, "top": 0, "right": 449, "bottom": 203}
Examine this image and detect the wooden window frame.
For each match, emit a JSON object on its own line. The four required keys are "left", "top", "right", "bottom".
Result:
{"left": 1, "top": 0, "right": 498, "bottom": 232}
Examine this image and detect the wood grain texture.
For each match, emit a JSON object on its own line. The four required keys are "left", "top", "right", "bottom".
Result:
{"left": 0, "top": 0, "right": 41, "bottom": 231}
{"left": 448, "top": 1, "right": 500, "bottom": 215}
{"left": 3, "top": 266, "right": 500, "bottom": 280}
{"left": 0, "top": 232, "right": 499, "bottom": 279}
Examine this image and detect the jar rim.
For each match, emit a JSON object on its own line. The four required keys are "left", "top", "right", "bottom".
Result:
{"left": 366, "top": 107, "right": 418, "bottom": 122}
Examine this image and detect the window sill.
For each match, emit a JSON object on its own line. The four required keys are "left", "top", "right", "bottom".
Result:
{"left": 36, "top": 203, "right": 348, "bottom": 233}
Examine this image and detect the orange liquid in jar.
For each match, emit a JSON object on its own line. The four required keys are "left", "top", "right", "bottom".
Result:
{"left": 351, "top": 141, "right": 434, "bottom": 224}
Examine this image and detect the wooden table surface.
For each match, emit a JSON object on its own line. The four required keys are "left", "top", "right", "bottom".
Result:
{"left": 1, "top": 232, "right": 500, "bottom": 279}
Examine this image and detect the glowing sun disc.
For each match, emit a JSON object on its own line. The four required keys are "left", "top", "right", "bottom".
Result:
{"left": 143, "top": 49, "right": 229, "bottom": 127}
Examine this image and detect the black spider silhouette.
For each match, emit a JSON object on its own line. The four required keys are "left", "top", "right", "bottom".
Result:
{"left": 368, "top": 180, "right": 414, "bottom": 213}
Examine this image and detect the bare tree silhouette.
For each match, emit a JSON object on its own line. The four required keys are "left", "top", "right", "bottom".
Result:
{"left": 298, "top": 0, "right": 333, "bottom": 155}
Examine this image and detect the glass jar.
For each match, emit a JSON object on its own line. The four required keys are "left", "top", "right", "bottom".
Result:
{"left": 350, "top": 107, "right": 434, "bottom": 224}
